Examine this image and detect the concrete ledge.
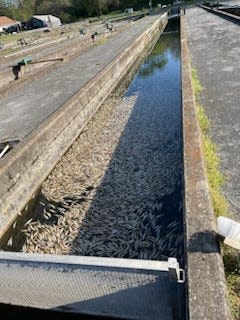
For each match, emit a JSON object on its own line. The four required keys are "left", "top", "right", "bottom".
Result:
{"left": 0, "top": 35, "right": 103, "bottom": 92}
{"left": 200, "top": 5, "right": 240, "bottom": 24}
{"left": 181, "top": 15, "right": 232, "bottom": 320}
{"left": 0, "top": 14, "right": 168, "bottom": 246}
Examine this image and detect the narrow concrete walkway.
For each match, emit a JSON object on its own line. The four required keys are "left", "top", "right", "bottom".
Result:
{"left": 0, "top": 15, "right": 160, "bottom": 142}
{"left": 185, "top": 6, "right": 240, "bottom": 216}
{"left": 0, "top": 21, "right": 127, "bottom": 73}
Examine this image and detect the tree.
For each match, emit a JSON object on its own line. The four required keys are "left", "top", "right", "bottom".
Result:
{"left": 89, "top": 0, "right": 105, "bottom": 17}
{"left": 1, "top": 0, "right": 162, "bottom": 23}
{"left": 35, "top": 0, "right": 71, "bottom": 15}
{"left": 33, "top": 0, "right": 73, "bottom": 23}
{"left": 71, "top": 0, "right": 110, "bottom": 17}
{"left": 7, "top": 0, "right": 36, "bottom": 21}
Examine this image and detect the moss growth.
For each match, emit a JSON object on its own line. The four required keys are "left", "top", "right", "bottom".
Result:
{"left": 96, "top": 37, "right": 108, "bottom": 45}
{"left": 222, "top": 244, "right": 239, "bottom": 317}
{"left": 196, "top": 104, "right": 210, "bottom": 131}
{"left": 202, "top": 135, "right": 228, "bottom": 216}
{"left": 192, "top": 69, "right": 229, "bottom": 217}
{"left": 192, "top": 67, "right": 202, "bottom": 100}
{"left": 191, "top": 68, "right": 240, "bottom": 319}
{"left": 226, "top": 272, "right": 240, "bottom": 319}
{"left": 223, "top": 247, "right": 239, "bottom": 273}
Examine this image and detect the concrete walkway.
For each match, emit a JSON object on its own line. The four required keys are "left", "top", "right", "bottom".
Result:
{"left": 0, "top": 20, "right": 127, "bottom": 73}
{"left": 185, "top": 6, "right": 240, "bottom": 216}
{"left": 0, "top": 15, "right": 159, "bottom": 142}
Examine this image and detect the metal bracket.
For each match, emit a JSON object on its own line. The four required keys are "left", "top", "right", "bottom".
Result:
{"left": 167, "top": 257, "right": 185, "bottom": 283}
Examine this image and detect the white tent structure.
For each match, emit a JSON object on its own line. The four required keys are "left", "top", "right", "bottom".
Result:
{"left": 30, "top": 15, "right": 61, "bottom": 28}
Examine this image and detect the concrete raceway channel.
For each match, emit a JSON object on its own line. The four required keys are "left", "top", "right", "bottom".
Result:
{"left": 0, "top": 10, "right": 232, "bottom": 320}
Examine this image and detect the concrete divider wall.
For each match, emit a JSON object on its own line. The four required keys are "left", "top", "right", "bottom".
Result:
{"left": 200, "top": 5, "right": 240, "bottom": 24}
{"left": 0, "top": 36, "right": 98, "bottom": 91}
{"left": 0, "top": 24, "right": 135, "bottom": 92}
{"left": 0, "top": 14, "right": 168, "bottom": 245}
{"left": 181, "top": 15, "right": 232, "bottom": 320}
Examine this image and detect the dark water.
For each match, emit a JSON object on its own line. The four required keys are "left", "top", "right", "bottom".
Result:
{"left": 125, "top": 29, "right": 184, "bottom": 263}
{"left": 68, "top": 23, "right": 184, "bottom": 266}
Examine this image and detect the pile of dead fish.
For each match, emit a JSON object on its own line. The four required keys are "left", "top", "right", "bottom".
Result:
{"left": 22, "top": 90, "right": 184, "bottom": 264}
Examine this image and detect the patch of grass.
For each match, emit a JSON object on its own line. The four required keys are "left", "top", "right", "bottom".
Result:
{"left": 191, "top": 68, "right": 240, "bottom": 319}
{"left": 89, "top": 9, "right": 144, "bottom": 23}
{"left": 226, "top": 268, "right": 240, "bottom": 319}
{"left": 0, "top": 48, "right": 15, "bottom": 57}
{"left": 192, "top": 68, "right": 229, "bottom": 217}
{"left": 221, "top": 233, "right": 239, "bottom": 319}
{"left": 96, "top": 37, "right": 108, "bottom": 46}
{"left": 192, "top": 67, "right": 202, "bottom": 100}
{"left": 89, "top": 17, "right": 100, "bottom": 23}
{"left": 202, "top": 134, "right": 228, "bottom": 216}
{"left": 223, "top": 247, "right": 239, "bottom": 272}
{"left": 102, "top": 10, "right": 123, "bottom": 19}
{"left": 196, "top": 104, "right": 210, "bottom": 131}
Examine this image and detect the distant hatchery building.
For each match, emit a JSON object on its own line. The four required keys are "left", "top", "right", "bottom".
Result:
{"left": 0, "top": 16, "right": 19, "bottom": 32}
{"left": 29, "top": 15, "right": 61, "bottom": 29}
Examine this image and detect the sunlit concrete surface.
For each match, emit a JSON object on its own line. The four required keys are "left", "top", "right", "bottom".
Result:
{"left": 185, "top": 5, "right": 240, "bottom": 216}
{"left": 0, "top": 16, "right": 158, "bottom": 143}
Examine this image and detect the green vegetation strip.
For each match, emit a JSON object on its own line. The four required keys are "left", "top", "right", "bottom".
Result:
{"left": 96, "top": 37, "right": 108, "bottom": 46}
{"left": 192, "top": 68, "right": 228, "bottom": 217}
{"left": 191, "top": 68, "right": 240, "bottom": 320}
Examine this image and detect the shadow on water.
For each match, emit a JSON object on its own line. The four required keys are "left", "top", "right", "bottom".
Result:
{"left": 67, "top": 28, "right": 184, "bottom": 266}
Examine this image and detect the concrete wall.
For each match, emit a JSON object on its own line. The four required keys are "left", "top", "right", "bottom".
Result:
{"left": 200, "top": 5, "right": 240, "bottom": 24}
{"left": 0, "top": 24, "right": 136, "bottom": 93}
{"left": 0, "top": 35, "right": 102, "bottom": 92}
{"left": 181, "top": 15, "right": 232, "bottom": 320}
{"left": 0, "top": 14, "right": 168, "bottom": 246}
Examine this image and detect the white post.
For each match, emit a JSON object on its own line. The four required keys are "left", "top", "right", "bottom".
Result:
{"left": 149, "top": 0, "right": 153, "bottom": 10}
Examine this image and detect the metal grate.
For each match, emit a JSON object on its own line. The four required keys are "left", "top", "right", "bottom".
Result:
{"left": 0, "top": 252, "right": 185, "bottom": 320}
